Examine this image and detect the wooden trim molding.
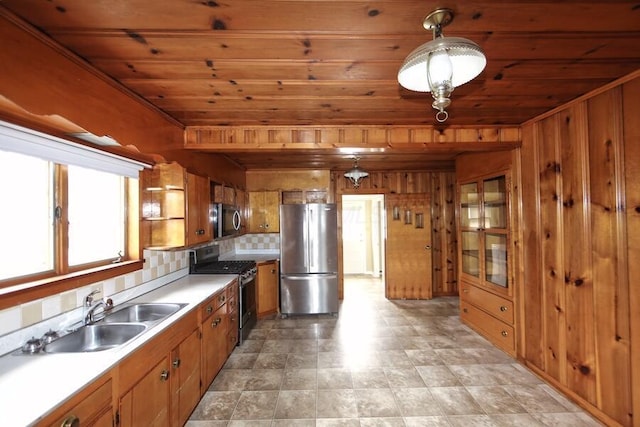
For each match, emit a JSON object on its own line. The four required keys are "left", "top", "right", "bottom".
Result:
{"left": 0, "top": 261, "right": 142, "bottom": 310}
{"left": 184, "top": 125, "right": 521, "bottom": 151}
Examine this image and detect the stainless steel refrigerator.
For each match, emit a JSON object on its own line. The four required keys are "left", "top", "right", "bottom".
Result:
{"left": 279, "top": 203, "right": 338, "bottom": 315}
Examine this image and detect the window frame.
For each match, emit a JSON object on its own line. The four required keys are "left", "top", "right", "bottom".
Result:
{"left": 0, "top": 120, "right": 150, "bottom": 308}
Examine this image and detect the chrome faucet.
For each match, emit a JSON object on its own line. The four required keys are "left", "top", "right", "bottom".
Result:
{"left": 83, "top": 290, "right": 113, "bottom": 325}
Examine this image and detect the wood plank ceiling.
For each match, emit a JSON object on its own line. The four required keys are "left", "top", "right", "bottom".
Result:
{"left": 1, "top": 1, "right": 639, "bottom": 171}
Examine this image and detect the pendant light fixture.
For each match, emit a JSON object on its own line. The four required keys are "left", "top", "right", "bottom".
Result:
{"left": 344, "top": 156, "right": 369, "bottom": 189}
{"left": 397, "top": 8, "right": 486, "bottom": 123}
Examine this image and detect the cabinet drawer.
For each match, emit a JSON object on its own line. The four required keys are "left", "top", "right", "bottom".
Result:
{"left": 460, "top": 283, "right": 513, "bottom": 324}
{"left": 201, "top": 290, "right": 227, "bottom": 320}
{"left": 461, "top": 301, "right": 514, "bottom": 355}
{"left": 43, "top": 376, "right": 112, "bottom": 427}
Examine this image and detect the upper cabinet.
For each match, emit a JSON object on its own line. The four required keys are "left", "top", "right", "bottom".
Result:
{"left": 186, "top": 173, "right": 212, "bottom": 246}
{"left": 459, "top": 174, "right": 510, "bottom": 292}
{"left": 248, "top": 191, "right": 280, "bottom": 233}
{"left": 141, "top": 162, "right": 211, "bottom": 249}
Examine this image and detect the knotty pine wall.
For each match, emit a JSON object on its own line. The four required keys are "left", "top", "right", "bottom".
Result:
{"left": 333, "top": 170, "right": 458, "bottom": 297}
{"left": 518, "top": 73, "right": 639, "bottom": 427}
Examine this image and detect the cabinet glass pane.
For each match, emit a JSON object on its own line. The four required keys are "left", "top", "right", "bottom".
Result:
{"left": 460, "top": 182, "right": 479, "bottom": 228}
{"left": 461, "top": 231, "right": 479, "bottom": 277}
{"left": 483, "top": 176, "right": 506, "bottom": 229}
{"left": 485, "top": 233, "right": 508, "bottom": 287}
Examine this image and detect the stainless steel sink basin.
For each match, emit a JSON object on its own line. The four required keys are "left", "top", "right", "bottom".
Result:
{"left": 102, "top": 303, "right": 186, "bottom": 323}
{"left": 43, "top": 323, "right": 146, "bottom": 353}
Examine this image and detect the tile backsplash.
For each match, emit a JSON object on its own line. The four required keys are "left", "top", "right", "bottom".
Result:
{"left": 0, "top": 249, "right": 188, "bottom": 353}
{"left": 0, "top": 234, "right": 279, "bottom": 355}
{"left": 234, "top": 233, "right": 280, "bottom": 251}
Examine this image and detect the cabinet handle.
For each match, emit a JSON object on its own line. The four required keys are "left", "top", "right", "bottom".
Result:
{"left": 463, "top": 308, "right": 468, "bottom": 313}
{"left": 271, "top": 269, "right": 276, "bottom": 274}
{"left": 265, "top": 223, "right": 269, "bottom": 229}
{"left": 61, "top": 415, "right": 80, "bottom": 427}
{"left": 501, "top": 330, "right": 508, "bottom": 337}
{"left": 212, "top": 317, "right": 222, "bottom": 327}
{"left": 462, "top": 288, "right": 469, "bottom": 293}
{"left": 173, "top": 358, "right": 181, "bottom": 368}
{"left": 500, "top": 306, "right": 508, "bottom": 312}
{"left": 219, "top": 295, "right": 226, "bottom": 303}
{"left": 206, "top": 305, "right": 213, "bottom": 314}
{"left": 160, "top": 370, "right": 170, "bottom": 381}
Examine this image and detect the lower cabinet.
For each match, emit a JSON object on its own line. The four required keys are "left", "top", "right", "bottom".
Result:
{"left": 200, "top": 289, "right": 229, "bottom": 391}
{"left": 257, "top": 260, "right": 279, "bottom": 318}
{"left": 460, "top": 281, "right": 515, "bottom": 355}
{"left": 41, "top": 281, "right": 240, "bottom": 427}
{"left": 37, "top": 372, "right": 113, "bottom": 427}
{"left": 118, "top": 308, "right": 201, "bottom": 426}
{"left": 171, "top": 328, "right": 201, "bottom": 426}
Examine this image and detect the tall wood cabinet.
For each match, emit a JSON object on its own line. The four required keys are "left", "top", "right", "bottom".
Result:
{"left": 458, "top": 171, "right": 516, "bottom": 356}
{"left": 141, "top": 162, "right": 211, "bottom": 249}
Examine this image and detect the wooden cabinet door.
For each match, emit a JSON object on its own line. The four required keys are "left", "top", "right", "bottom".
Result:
{"left": 262, "top": 191, "right": 280, "bottom": 233}
{"left": 201, "top": 303, "right": 228, "bottom": 390}
{"left": 257, "top": 261, "right": 279, "bottom": 317}
{"left": 171, "top": 328, "right": 201, "bottom": 427}
{"left": 385, "top": 193, "right": 432, "bottom": 299}
{"left": 186, "top": 173, "right": 211, "bottom": 246}
{"left": 248, "top": 191, "right": 280, "bottom": 233}
{"left": 119, "top": 356, "right": 171, "bottom": 427}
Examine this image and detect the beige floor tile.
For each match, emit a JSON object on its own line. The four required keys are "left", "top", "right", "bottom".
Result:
{"left": 189, "top": 276, "right": 603, "bottom": 426}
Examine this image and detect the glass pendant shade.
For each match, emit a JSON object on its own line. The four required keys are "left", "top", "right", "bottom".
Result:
{"left": 398, "top": 37, "right": 486, "bottom": 92}
{"left": 344, "top": 157, "right": 369, "bottom": 189}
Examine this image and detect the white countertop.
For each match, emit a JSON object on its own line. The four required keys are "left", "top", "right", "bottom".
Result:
{"left": 0, "top": 273, "right": 237, "bottom": 427}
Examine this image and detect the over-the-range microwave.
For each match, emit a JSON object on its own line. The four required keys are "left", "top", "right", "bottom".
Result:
{"left": 212, "top": 203, "right": 241, "bottom": 239}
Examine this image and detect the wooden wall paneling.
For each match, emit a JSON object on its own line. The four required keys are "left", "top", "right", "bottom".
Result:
{"left": 557, "top": 104, "right": 597, "bottom": 403}
{"left": 587, "top": 88, "right": 632, "bottom": 425}
{"left": 519, "top": 124, "right": 544, "bottom": 369}
{"left": 622, "top": 77, "right": 640, "bottom": 427}
{"left": 510, "top": 147, "right": 525, "bottom": 358}
{"left": 537, "top": 115, "right": 566, "bottom": 383}
{"left": 430, "top": 172, "right": 458, "bottom": 296}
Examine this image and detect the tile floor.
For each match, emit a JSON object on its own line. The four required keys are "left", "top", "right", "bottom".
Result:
{"left": 187, "top": 276, "right": 603, "bottom": 426}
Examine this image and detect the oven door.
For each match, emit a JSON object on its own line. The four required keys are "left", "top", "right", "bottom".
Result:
{"left": 239, "top": 274, "right": 257, "bottom": 343}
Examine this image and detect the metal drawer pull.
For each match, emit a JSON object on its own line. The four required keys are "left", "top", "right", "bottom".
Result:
{"left": 501, "top": 330, "right": 508, "bottom": 337}
{"left": 500, "top": 306, "right": 508, "bottom": 312}
{"left": 462, "top": 288, "right": 469, "bottom": 293}
{"left": 212, "top": 317, "right": 222, "bottom": 327}
{"left": 61, "top": 415, "right": 80, "bottom": 427}
{"left": 160, "top": 370, "right": 170, "bottom": 381}
{"left": 173, "top": 358, "right": 181, "bottom": 368}
{"left": 206, "top": 306, "right": 213, "bottom": 314}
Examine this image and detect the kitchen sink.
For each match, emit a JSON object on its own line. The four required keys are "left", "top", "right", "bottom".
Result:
{"left": 102, "top": 303, "right": 186, "bottom": 323}
{"left": 43, "top": 323, "right": 147, "bottom": 353}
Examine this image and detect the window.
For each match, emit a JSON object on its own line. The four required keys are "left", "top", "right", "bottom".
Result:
{"left": 0, "top": 120, "right": 149, "bottom": 288}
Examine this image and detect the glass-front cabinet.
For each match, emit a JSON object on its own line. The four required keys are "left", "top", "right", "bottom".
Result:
{"left": 459, "top": 174, "right": 509, "bottom": 292}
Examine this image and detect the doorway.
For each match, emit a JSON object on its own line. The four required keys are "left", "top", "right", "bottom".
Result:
{"left": 341, "top": 194, "right": 385, "bottom": 295}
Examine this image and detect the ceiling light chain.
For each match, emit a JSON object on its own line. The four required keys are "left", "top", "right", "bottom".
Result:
{"left": 397, "top": 8, "right": 486, "bottom": 123}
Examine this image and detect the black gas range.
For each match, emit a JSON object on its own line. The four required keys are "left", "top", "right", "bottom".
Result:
{"left": 189, "top": 246, "right": 257, "bottom": 345}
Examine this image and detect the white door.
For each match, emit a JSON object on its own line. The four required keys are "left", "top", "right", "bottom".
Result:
{"left": 342, "top": 200, "right": 367, "bottom": 274}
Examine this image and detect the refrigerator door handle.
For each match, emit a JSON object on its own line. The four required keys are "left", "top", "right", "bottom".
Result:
{"left": 308, "top": 206, "right": 316, "bottom": 270}
{"left": 281, "top": 273, "right": 337, "bottom": 280}
{"left": 302, "top": 207, "right": 309, "bottom": 269}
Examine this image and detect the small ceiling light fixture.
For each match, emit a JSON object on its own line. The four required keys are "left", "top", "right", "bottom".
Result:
{"left": 344, "top": 156, "right": 369, "bottom": 189}
{"left": 397, "top": 8, "right": 486, "bottom": 123}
